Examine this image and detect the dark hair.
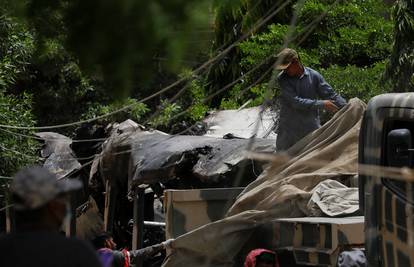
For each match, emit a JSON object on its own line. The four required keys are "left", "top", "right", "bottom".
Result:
{"left": 91, "top": 232, "right": 113, "bottom": 249}
{"left": 13, "top": 194, "right": 47, "bottom": 226}
{"left": 256, "top": 252, "right": 275, "bottom": 264}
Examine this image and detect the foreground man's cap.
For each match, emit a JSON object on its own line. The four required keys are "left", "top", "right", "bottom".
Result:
{"left": 11, "top": 165, "right": 82, "bottom": 210}
{"left": 275, "top": 48, "right": 299, "bottom": 70}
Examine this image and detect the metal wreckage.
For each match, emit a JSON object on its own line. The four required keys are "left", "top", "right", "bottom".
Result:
{"left": 30, "top": 94, "right": 414, "bottom": 267}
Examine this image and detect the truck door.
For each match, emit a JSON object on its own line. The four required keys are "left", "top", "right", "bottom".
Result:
{"left": 360, "top": 99, "right": 414, "bottom": 267}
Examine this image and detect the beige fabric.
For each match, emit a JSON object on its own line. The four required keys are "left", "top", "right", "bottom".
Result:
{"left": 163, "top": 98, "right": 366, "bottom": 267}
{"left": 306, "top": 179, "right": 359, "bottom": 217}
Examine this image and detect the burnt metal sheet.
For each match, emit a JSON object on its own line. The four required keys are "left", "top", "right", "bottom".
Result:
{"left": 203, "top": 106, "right": 278, "bottom": 139}
{"left": 98, "top": 123, "right": 276, "bottom": 192}
{"left": 35, "top": 132, "right": 81, "bottom": 179}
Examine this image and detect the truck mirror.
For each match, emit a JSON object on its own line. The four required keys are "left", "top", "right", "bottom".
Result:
{"left": 387, "top": 128, "right": 412, "bottom": 167}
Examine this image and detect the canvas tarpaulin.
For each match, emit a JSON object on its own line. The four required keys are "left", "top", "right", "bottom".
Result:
{"left": 162, "top": 98, "right": 366, "bottom": 267}
{"left": 306, "top": 179, "right": 359, "bottom": 217}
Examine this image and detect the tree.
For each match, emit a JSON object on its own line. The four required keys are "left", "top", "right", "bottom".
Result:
{"left": 385, "top": 0, "right": 414, "bottom": 92}
{"left": 0, "top": 13, "right": 38, "bottom": 176}
{"left": 216, "top": 0, "right": 394, "bottom": 108}
{"left": 0, "top": 92, "right": 38, "bottom": 176}
{"left": 7, "top": 0, "right": 241, "bottom": 98}
{"left": 208, "top": 0, "right": 293, "bottom": 106}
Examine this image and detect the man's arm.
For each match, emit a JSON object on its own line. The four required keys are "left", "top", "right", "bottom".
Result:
{"left": 280, "top": 79, "right": 324, "bottom": 111}
{"left": 129, "top": 243, "right": 164, "bottom": 263}
{"left": 316, "top": 73, "right": 347, "bottom": 108}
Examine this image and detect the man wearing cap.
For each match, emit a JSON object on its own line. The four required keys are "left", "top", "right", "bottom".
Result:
{"left": 0, "top": 165, "right": 101, "bottom": 267}
{"left": 275, "top": 48, "right": 347, "bottom": 150}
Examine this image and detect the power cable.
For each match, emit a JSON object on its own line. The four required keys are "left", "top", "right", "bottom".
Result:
{"left": 0, "top": 143, "right": 42, "bottom": 160}
{"left": 0, "top": 53, "right": 275, "bottom": 166}
{"left": 0, "top": 1, "right": 352, "bottom": 214}
{"left": 0, "top": 0, "right": 291, "bottom": 131}
{"left": 1, "top": 0, "right": 338, "bottom": 179}
{"left": 0, "top": 51, "right": 272, "bottom": 166}
{"left": 1, "top": 0, "right": 332, "bottom": 165}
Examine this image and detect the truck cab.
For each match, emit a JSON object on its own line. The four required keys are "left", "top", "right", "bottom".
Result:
{"left": 359, "top": 93, "right": 414, "bottom": 266}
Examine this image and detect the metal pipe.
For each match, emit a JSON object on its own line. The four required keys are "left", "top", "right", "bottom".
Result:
{"left": 144, "top": 221, "right": 166, "bottom": 227}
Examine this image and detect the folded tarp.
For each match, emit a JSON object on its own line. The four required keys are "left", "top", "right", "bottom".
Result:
{"left": 306, "top": 179, "right": 359, "bottom": 217}
{"left": 162, "top": 98, "right": 366, "bottom": 267}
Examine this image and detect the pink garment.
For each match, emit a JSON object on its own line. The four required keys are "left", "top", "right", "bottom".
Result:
{"left": 244, "top": 249, "right": 279, "bottom": 267}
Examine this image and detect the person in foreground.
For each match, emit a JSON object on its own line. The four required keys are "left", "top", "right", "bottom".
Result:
{"left": 244, "top": 248, "right": 279, "bottom": 267}
{"left": 92, "top": 232, "right": 174, "bottom": 267}
{"left": 275, "top": 48, "right": 347, "bottom": 151}
{"left": 0, "top": 165, "right": 101, "bottom": 267}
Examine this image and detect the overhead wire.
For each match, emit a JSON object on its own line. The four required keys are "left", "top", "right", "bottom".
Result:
{"left": 1, "top": 0, "right": 340, "bottom": 185}
{"left": 0, "top": 0, "right": 334, "bottom": 166}
{"left": 0, "top": 0, "right": 285, "bottom": 149}
{"left": 53, "top": 53, "right": 274, "bottom": 166}
{"left": 144, "top": 0, "right": 288, "bottom": 126}
{"left": 6, "top": 49, "right": 274, "bottom": 175}
{"left": 0, "top": 0, "right": 349, "bottom": 214}
{"left": 0, "top": 144, "right": 42, "bottom": 160}
{"left": 227, "top": 0, "right": 307, "bottom": 190}
{"left": 228, "top": 0, "right": 340, "bottom": 190}
{"left": 0, "top": 128, "right": 107, "bottom": 143}
{"left": 0, "top": 0, "right": 291, "bottom": 131}
{"left": 0, "top": 1, "right": 288, "bottom": 171}
{"left": 46, "top": 55, "right": 277, "bottom": 173}
{"left": 0, "top": 0, "right": 290, "bottom": 171}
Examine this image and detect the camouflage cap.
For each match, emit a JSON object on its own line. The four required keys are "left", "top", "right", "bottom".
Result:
{"left": 275, "top": 48, "right": 299, "bottom": 70}
{"left": 11, "top": 165, "right": 82, "bottom": 210}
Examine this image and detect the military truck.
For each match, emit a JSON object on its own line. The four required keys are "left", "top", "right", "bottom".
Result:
{"left": 359, "top": 93, "right": 414, "bottom": 266}
{"left": 164, "top": 93, "right": 414, "bottom": 266}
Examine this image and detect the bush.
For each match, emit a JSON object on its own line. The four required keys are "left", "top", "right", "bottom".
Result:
{"left": 186, "top": 79, "right": 209, "bottom": 122}
{"left": 239, "top": 24, "right": 288, "bottom": 68}
{"left": 221, "top": 0, "right": 393, "bottom": 110}
{"left": 0, "top": 92, "right": 38, "bottom": 176}
{"left": 149, "top": 100, "right": 182, "bottom": 129}
{"left": 82, "top": 98, "right": 149, "bottom": 124}
{"left": 0, "top": 15, "right": 34, "bottom": 90}
{"left": 320, "top": 61, "right": 390, "bottom": 103}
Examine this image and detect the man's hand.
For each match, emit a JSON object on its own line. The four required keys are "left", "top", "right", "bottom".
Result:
{"left": 323, "top": 100, "right": 339, "bottom": 113}
{"left": 161, "top": 239, "right": 174, "bottom": 250}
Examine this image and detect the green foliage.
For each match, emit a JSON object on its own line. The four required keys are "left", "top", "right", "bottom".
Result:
{"left": 239, "top": 0, "right": 393, "bottom": 69}
{"left": 0, "top": 13, "right": 109, "bottom": 129}
{"left": 220, "top": 82, "right": 274, "bottom": 109}
{"left": 27, "top": 48, "right": 107, "bottom": 127}
{"left": 385, "top": 0, "right": 414, "bottom": 92}
{"left": 187, "top": 79, "right": 209, "bottom": 121}
{"left": 9, "top": 0, "right": 240, "bottom": 98}
{"left": 320, "top": 62, "right": 390, "bottom": 103}
{"left": 311, "top": 1, "right": 394, "bottom": 67}
{"left": 220, "top": 0, "right": 393, "bottom": 109}
{"left": 220, "top": 83, "right": 244, "bottom": 109}
{"left": 0, "top": 15, "right": 34, "bottom": 90}
{"left": 82, "top": 98, "right": 149, "bottom": 124}
{"left": 249, "top": 83, "right": 272, "bottom": 106}
{"left": 0, "top": 15, "right": 38, "bottom": 176}
{"left": 209, "top": 0, "right": 293, "bottom": 105}
{"left": 150, "top": 100, "right": 183, "bottom": 128}
{"left": 147, "top": 76, "right": 210, "bottom": 129}
{"left": 0, "top": 92, "right": 38, "bottom": 176}
{"left": 239, "top": 24, "right": 289, "bottom": 68}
